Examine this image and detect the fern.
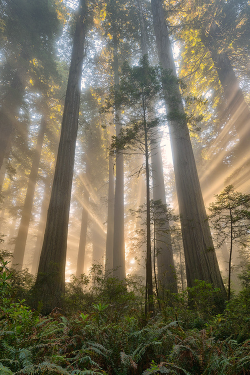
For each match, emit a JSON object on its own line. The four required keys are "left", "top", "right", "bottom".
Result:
{"left": 143, "top": 361, "right": 192, "bottom": 375}
{"left": 19, "top": 348, "right": 33, "bottom": 367}
{"left": 15, "top": 361, "right": 71, "bottom": 374}
{"left": 0, "top": 363, "right": 13, "bottom": 374}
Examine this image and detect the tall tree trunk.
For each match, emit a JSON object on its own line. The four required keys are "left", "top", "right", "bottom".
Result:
{"left": 151, "top": 132, "right": 178, "bottom": 293}
{"left": 202, "top": 24, "right": 250, "bottom": 154}
{"left": 92, "top": 218, "right": 105, "bottom": 266}
{"left": 143, "top": 99, "right": 154, "bottom": 315}
{"left": 105, "top": 149, "right": 114, "bottom": 275}
{"left": 33, "top": 0, "right": 88, "bottom": 313}
{"left": 113, "top": 34, "right": 126, "bottom": 280}
{"left": 76, "top": 186, "right": 90, "bottom": 277}
{"left": 31, "top": 176, "right": 51, "bottom": 275}
{"left": 12, "top": 116, "right": 47, "bottom": 270}
{"left": 151, "top": 0, "right": 225, "bottom": 294}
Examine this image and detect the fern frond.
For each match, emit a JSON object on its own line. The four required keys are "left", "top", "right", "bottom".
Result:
{"left": 0, "top": 363, "right": 13, "bottom": 374}
{"left": 19, "top": 348, "right": 33, "bottom": 367}
{"left": 15, "top": 361, "right": 71, "bottom": 374}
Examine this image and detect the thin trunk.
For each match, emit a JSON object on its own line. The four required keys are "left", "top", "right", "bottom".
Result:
{"left": 113, "top": 34, "right": 125, "bottom": 280}
{"left": 228, "top": 208, "right": 233, "bottom": 300}
{"left": 105, "top": 151, "right": 114, "bottom": 275}
{"left": 31, "top": 177, "right": 51, "bottom": 275}
{"left": 137, "top": 0, "right": 176, "bottom": 293}
{"left": 151, "top": 132, "right": 178, "bottom": 293}
{"left": 151, "top": 0, "right": 225, "bottom": 294}
{"left": 12, "top": 116, "right": 47, "bottom": 270}
{"left": 76, "top": 188, "right": 90, "bottom": 277}
{"left": 33, "top": 0, "right": 87, "bottom": 313}
{"left": 179, "top": 246, "right": 184, "bottom": 292}
{"left": 143, "top": 95, "right": 154, "bottom": 315}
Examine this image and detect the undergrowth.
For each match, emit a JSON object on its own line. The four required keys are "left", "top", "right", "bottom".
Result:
{"left": 1, "top": 257, "right": 250, "bottom": 374}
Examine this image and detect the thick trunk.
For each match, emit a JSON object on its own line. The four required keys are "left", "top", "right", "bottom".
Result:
{"left": 76, "top": 188, "right": 89, "bottom": 277}
{"left": 105, "top": 151, "right": 114, "bottom": 275}
{"left": 151, "top": 133, "right": 178, "bottom": 293}
{"left": 34, "top": 0, "right": 87, "bottom": 313}
{"left": 12, "top": 116, "right": 47, "bottom": 270}
{"left": 31, "top": 177, "right": 51, "bottom": 275}
{"left": 113, "top": 34, "right": 126, "bottom": 280}
{"left": 151, "top": 0, "right": 225, "bottom": 293}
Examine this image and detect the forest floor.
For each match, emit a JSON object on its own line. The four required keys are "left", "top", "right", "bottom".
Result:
{"left": 1, "top": 262, "right": 250, "bottom": 375}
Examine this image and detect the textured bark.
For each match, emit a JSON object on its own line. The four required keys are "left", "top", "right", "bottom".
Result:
{"left": 31, "top": 177, "right": 51, "bottom": 275}
{"left": 34, "top": 0, "right": 87, "bottom": 312}
{"left": 113, "top": 34, "right": 126, "bottom": 280}
{"left": 151, "top": 134, "right": 178, "bottom": 293}
{"left": 105, "top": 151, "right": 114, "bottom": 274}
{"left": 76, "top": 187, "right": 90, "bottom": 277}
{"left": 12, "top": 116, "right": 47, "bottom": 270}
{"left": 151, "top": 0, "right": 225, "bottom": 293}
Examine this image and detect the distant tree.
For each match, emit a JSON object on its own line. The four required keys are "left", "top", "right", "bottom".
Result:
{"left": 0, "top": 0, "right": 61, "bottom": 169}
{"left": 12, "top": 114, "right": 47, "bottom": 271}
{"left": 209, "top": 185, "right": 250, "bottom": 300}
{"left": 111, "top": 56, "right": 163, "bottom": 314}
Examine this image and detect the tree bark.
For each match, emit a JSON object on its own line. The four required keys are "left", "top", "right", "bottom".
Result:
{"left": 33, "top": 0, "right": 88, "bottom": 313}
{"left": 151, "top": 132, "right": 178, "bottom": 293}
{"left": 151, "top": 0, "right": 225, "bottom": 294}
{"left": 12, "top": 116, "right": 47, "bottom": 270}
{"left": 113, "top": 34, "right": 126, "bottom": 280}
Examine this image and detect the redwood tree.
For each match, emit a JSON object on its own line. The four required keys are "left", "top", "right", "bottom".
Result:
{"left": 151, "top": 0, "right": 225, "bottom": 294}
{"left": 33, "top": 0, "right": 89, "bottom": 313}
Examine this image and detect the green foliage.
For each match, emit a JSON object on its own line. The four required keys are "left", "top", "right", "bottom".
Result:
{"left": 1, "top": 263, "right": 250, "bottom": 374}
{"left": 209, "top": 185, "right": 250, "bottom": 299}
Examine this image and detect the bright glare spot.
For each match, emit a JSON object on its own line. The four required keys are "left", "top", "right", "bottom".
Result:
{"left": 130, "top": 258, "right": 135, "bottom": 264}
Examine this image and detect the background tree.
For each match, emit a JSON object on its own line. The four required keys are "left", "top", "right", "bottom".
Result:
{"left": 112, "top": 56, "right": 165, "bottom": 313}
{"left": 209, "top": 185, "right": 250, "bottom": 300}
